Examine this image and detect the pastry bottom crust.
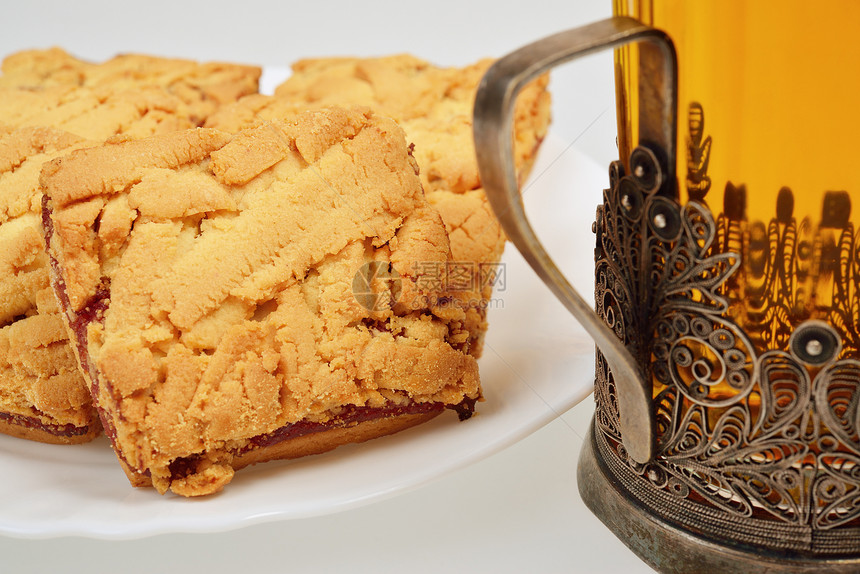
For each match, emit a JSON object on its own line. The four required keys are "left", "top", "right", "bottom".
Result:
{"left": 0, "top": 412, "right": 99, "bottom": 445}
{"left": 118, "top": 409, "right": 444, "bottom": 490}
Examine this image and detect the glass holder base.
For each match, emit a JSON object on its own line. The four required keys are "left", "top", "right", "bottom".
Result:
{"left": 577, "top": 417, "right": 860, "bottom": 574}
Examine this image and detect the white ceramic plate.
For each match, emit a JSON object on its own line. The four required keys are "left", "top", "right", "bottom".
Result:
{"left": 0, "top": 122, "right": 608, "bottom": 540}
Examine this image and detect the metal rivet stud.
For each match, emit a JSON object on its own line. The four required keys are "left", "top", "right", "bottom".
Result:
{"left": 805, "top": 339, "right": 823, "bottom": 357}
{"left": 622, "top": 194, "right": 632, "bottom": 211}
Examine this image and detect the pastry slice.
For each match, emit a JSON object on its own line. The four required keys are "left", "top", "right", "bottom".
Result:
{"left": 206, "top": 54, "right": 552, "bottom": 356}
{"left": 0, "top": 80, "right": 224, "bottom": 444}
{"left": 0, "top": 47, "right": 261, "bottom": 124}
{"left": 0, "top": 125, "right": 98, "bottom": 443}
{"left": 42, "top": 107, "right": 481, "bottom": 496}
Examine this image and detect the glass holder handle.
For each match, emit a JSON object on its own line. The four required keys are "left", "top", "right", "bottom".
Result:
{"left": 474, "top": 16, "right": 678, "bottom": 464}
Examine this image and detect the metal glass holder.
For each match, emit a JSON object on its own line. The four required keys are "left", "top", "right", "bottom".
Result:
{"left": 474, "top": 17, "right": 860, "bottom": 573}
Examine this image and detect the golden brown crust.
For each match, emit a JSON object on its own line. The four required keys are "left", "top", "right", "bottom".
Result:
{"left": 0, "top": 126, "right": 99, "bottom": 440}
{"left": 0, "top": 84, "right": 197, "bottom": 142}
{"left": 0, "top": 47, "right": 85, "bottom": 86}
{"left": 271, "top": 55, "right": 550, "bottom": 196}
{"left": 44, "top": 108, "right": 481, "bottom": 496}
{"left": 0, "top": 56, "right": 238, "bottom": 445}
{"left": 206, "top": 55, "right": 552, "bottom": 356}
{"left": 42, "top": 128, "right": 232, "bottom": 211}
{"left": 0, "top": 48, "right": 261, "bottom": 124}
{"left": 0, "top": 83, "right": 219, "bottom": 444}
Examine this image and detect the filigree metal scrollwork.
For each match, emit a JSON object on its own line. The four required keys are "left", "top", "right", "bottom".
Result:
{"left": 593, "top": 145, "right": 860, "bottom": 555}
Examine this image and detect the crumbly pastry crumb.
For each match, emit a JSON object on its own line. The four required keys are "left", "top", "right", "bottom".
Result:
{"left": 0, "top": 84, "right": 196, "bottom": 142}
{"left": 43, "top": 108, "right": 481, "bottom": 496}
{"left": 206, "top": 54, "right": 552, "bottom": 356}
{"left": 0, "top": 47, "right": 261, "bottom": 125}
{"left": 0, "top": 47, "right": 263, "bottom": 445}
{"left": 0, "top": 126, "right": 99, "bottom": 443}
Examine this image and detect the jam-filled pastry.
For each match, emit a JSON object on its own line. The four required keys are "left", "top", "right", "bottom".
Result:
{"left": 0, "top": 79, "right": 221, "bottom": 444}
{"left": 0, "top": 47, "right": 261, "bottom": 125}
{"left": 42, "top": 107, "right": 481, "bottom": 496}
{"left": 206, "top": 54, "right": 552, "bottom": 356}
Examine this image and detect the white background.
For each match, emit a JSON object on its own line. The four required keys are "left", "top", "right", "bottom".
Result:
{"left": 0, "top": 1, "right": 654, "bottom": 572}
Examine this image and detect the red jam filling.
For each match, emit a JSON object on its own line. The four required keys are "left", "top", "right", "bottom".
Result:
{"left": 0, "top": 411, "right": 90, "bottom": 437}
